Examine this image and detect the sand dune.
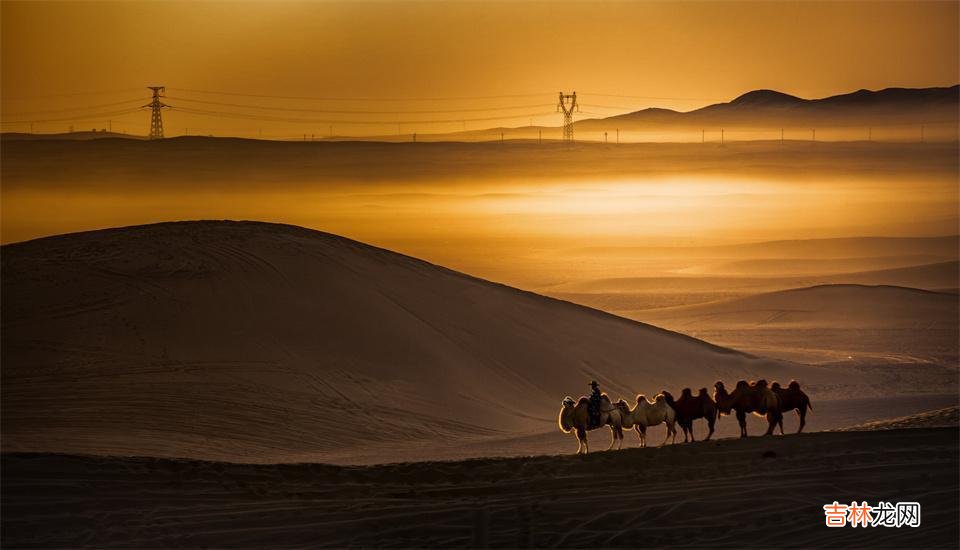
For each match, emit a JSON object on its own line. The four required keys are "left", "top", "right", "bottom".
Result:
{"left": 546, "top": 261, "right": 960, "bottom": 312}
{"left": 632, "top": 284, "right": 959, "bottom": 366}
{"left": 3, "top": 428, "right": 956, "bottom": 548}
{"left": 837, "top": 406, "right": 958, "bottom": 431}
{"left": 675, "top": 255, "right": 950, "bottom": 276}
{"left": 3, "top": 220, "right": 833, "bottom": 463}
{"left": 638, "top": 284, "right": 958, "bottom": 329}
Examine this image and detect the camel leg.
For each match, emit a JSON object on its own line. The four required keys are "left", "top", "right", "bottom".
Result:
{"left": 798, "top": 408, "right": 806, "bottom": 433}
{"left": 638, "top": 424, "right": 647, "bottom": 448}
{"left": 576, "top": 428, "right": 587, "bottom": 454}
{"left": 771, "top": 410, "right": 783, "bottom": 436}
{"left": 737, "top": 410, "right": 747, "bottom": 438}
{"left": 765, "top": 413, "right": 776, "bottom": 436}
{"left": 705, "top": 417, "right": 715, "bottom": 441}
{"left": 665, "top": 421, "right": 677, "bottom": 445}
{"left": 618, "top": 426, "right": 624, "bottom": 450}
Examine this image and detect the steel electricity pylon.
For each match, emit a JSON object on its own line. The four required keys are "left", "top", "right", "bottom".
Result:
{"left": 144, "top": 86, "right": 169, "bottom": 139}
{"left": 557, "top": 91, "right": 578, "bottom": 142}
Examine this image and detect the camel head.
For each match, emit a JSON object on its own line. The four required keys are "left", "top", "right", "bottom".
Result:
{"left": 558, "top": 397, "right": 576, "bottom": 433}
{"left": 660, "top": 391, "right": 675, "bottom": 406}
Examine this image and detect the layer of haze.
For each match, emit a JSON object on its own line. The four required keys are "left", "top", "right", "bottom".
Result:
{"left": 3, "top": 141, "right": 957, "bottom": 289}
{"left": 2, "top": 1, "right": 958, "bottom": 137}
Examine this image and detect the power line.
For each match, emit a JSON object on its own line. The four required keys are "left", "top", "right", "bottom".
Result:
{"left": 166, "top": 87, "right": 552, "bottom": 102}
{"left": 1, "top": 87, "right": 144, "bottom": 101}
{"left": 580, "top": 92, "right": 724, "bottom": 102}
{"left": 1, "top": 107, "right": 143, "bottom": 124}
{"left": 174, "top": 106, "right": 556, "bottom": 125}
{"left": 1, "top": 98, "right": 144, "bottom": 117}
{"left": 166, "top": 95, "right": 554, "bottom": 115}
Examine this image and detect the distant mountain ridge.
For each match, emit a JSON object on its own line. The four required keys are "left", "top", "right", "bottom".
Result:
{"left": 590, "top": 85, "right": 959, "bottom": 128}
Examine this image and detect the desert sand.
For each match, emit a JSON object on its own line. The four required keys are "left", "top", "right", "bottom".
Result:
{"left": 3, "top": 427, "right": 956, "bottom": 548}
{"left": 630, "top": 285, "right": 958, "bottom": 367}
{"left": 1, "top": 221, "right": 958, "bottom": 548}
{"left": 4, "top": 220, "right": 838, "bottom": 464}
{"left": 836, "top": 406, "right": 959, "bottom": 431}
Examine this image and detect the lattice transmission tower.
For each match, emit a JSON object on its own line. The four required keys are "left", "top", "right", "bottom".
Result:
{"left": 144, "top": 86, "right": 169, "bottom": 139}
{"left": 557, "top": 91, "right": 578, "bottom": 142}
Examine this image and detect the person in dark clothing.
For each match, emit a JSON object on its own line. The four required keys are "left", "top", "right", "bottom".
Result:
{"left": 588, "top": 380, "right": 602, "bottom": 427}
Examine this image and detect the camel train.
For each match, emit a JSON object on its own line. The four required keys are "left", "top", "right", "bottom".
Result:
{"left": 558, "top": 379, "right": 812, "bottom": 454}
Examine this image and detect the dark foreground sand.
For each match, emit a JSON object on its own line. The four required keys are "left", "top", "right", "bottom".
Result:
{"left": 3, "top": 428, "right": 957, "bottom": 548}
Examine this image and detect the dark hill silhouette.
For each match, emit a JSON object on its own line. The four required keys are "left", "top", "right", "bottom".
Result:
{"left": 589, "top": 85, "right": 959, "bottom": 129}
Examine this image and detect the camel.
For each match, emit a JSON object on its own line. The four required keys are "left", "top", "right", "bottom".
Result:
{"left": 713, "top": 379, "right": 783, "bottom": 437}
{"left": 558, "top": 394, "right": 628, "bottom": 454}
{"left": 771, "top": 380, "right": 812, "bottom": 434}
{"left": 619, "top": 393, "right": 678, "bottom": 447}
{"left": 662, "top": 388, "right": 716, "bottom": 443}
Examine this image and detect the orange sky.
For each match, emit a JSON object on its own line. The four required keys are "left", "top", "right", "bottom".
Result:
{"left": 2, "top": 1, "right": 957, "bottom": 137}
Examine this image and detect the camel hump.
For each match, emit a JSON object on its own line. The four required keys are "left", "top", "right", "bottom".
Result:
{"left": 788, "top": 380, "right": 801, "bottom": 390}
{"left": 681, "top": 387, "right": 693, "bottom": 397}
{"left": 755, "top": 379, "right": 768, "bottom": 389}
{"left": 771, "top": 381, "right": 782, "bottom": 391}
{"left": 736, "top": 380, "right": 750, "bottom": 389}
{"left": 636, "top": 394, "right": 646, "bottom": 404}
{"left": 576, "top": 397, "right": 590, "bottom": 407}
{"left": 697, "top": 387, "right": 708, "bottom": 396}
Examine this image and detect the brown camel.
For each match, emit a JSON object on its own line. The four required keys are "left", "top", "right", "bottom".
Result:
{"left": 713, "top": 379, "right": 783, "bottom": 437}
{"left": 771, "top": 380, "right": 812, "bottom": 433}
{"left": 662, "top": 388, "right": 716, "bottom": 443}
{"left": 557, "top": 394, "right": 628, "bottom": 454}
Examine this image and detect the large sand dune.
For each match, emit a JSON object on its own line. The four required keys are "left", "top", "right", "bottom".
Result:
{"left": 3, "top": 221, "right": 831, "bottom": 463}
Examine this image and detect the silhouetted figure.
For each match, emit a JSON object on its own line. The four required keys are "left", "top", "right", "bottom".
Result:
{"left": 588, "top": 380, "right": 602, "bottom": 427}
